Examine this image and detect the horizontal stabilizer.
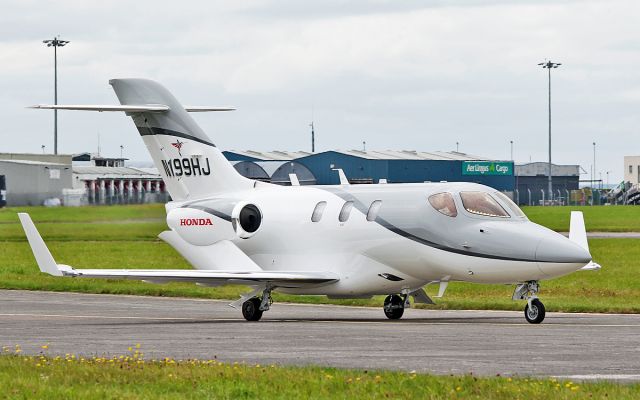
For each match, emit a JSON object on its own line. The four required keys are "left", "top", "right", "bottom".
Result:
{"left": 28, "top": 104, "right": 234, "bottom": 113}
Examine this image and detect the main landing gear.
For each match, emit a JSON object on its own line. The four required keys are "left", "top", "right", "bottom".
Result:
{"left": 241, "top": 287, "right": 272, "bottom": 321}
{"left": 383, "top": 294, "right": 408, "bottom": 320}
{"left": 513, "top": 281, "right": 546, "bottom": 324}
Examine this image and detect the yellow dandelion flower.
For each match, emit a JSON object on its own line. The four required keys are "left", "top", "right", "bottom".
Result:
{"left": 41, "top": 345, "right": 48, "bottom": 350}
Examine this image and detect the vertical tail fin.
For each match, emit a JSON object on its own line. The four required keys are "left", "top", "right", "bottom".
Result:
{"left": 109, "top": 79, "right": 251, "bottom": 200}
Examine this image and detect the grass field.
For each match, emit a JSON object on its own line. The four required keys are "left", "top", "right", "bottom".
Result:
{"left": 1, "top": 351, "right": 637, "bottom": 399}
{"left": 522, "top": 205, "right": 640, "bottom": 232}
{"left": 0, "top": 204, "right": 639, "bottom": 313}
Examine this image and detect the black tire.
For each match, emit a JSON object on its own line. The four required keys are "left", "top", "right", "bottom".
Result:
{"left": 524, "top": 298, "right": 546, "bottom": 324}
{"left": 242, "top": 297, "right": 263, "bottom": 321}
{"left": 383, "top": 294, "right": 405, "bottom": 320}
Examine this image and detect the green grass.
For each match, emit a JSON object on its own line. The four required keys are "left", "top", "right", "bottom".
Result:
{"left": 522, "top": 205, "right": 640, "bottom": 232}
{"left": 0, "top": 204, "right": 165, "bottom": 223}
{"left": 0, "top": 352, "right": 637, "bottom": 399}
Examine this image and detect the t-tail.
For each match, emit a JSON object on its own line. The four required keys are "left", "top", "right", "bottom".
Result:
{"left": 109, "top": 79, "right": 252, "bottom": 200}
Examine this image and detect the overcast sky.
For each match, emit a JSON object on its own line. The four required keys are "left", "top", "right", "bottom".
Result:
{"left": 1, "top": 0, "right": 638, "bottom": 183}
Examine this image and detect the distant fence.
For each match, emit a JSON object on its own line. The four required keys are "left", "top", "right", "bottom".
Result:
{"left": 512, "top": 188, "right": 607, "bottom": 206}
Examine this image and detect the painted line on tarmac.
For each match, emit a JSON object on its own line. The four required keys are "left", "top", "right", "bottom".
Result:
{"left": 554, "top": 374, "right": 640, "bottom": 381}
{"left": 0, "top": 313, "right": 237, "bottom": 322}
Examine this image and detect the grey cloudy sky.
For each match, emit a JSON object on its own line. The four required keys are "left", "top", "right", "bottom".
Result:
{"left": 1, "top": 0, "right": 638, "bottom": 183}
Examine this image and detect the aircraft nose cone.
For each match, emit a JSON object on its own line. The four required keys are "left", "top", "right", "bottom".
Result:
{"left": 536, "top": 235, "right": 592, "bottom": 268}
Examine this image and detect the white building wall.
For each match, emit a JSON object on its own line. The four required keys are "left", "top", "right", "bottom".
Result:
{"left": 623, "top": 156, "right": 640, "bottom": 185}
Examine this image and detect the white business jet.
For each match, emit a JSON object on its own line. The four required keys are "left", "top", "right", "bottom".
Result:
{"left": 20, "top": 79, "right": 600, "bottom": 323}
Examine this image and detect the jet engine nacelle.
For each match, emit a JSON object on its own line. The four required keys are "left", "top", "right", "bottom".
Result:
{"left": 231, "top": 202, "right": 262, "bottom": 239}
{"left": 166, "top": 207, "right": 221, "bottom": 246}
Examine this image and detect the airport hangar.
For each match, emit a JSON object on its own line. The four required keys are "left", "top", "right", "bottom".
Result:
{"left": 223, "top": 149, "right": 515, "bottom": 189}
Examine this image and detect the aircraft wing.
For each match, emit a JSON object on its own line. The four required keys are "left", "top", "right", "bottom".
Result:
{"left": 53, "top": 268, "right": 337, "bottom": 287}
{"left": 18, "top": 213, "right": 338, "bottom": 288}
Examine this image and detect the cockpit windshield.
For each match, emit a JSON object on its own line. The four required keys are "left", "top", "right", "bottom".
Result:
{"left": 493, "top": 191, "right": 527, "bottom": 218}
{"left": 428, "top": 192, "right": 457, "bottom": 217}
{"left": 460, "top": 191, "right": 510, "bottom": 218}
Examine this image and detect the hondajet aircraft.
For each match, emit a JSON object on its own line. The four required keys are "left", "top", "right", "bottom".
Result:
{"left": 21, "top": 79, "right": 600, "bottom": 323}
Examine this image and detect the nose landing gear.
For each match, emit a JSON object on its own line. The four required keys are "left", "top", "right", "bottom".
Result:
{"left": 513, "top": 281, "right": 546, "bottom": 324}
{"left": 524, "top": 298, "right": 545, "bottom": 324}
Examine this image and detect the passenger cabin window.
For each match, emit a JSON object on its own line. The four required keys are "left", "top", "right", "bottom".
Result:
{"left": 339, "top": 201, "right": 354, "bottom": 222}
{"left": 493, "top": 191, "right": 527, "bottom": 218}
{"left": 367, "top": 200, "right": 382, "bottom": 221}
{"left": 428, "top": 193, "right": 457, "bottom": 217}
{"left": 460, "top": 191, "right": 510, "bottom": 218}
{"left": 311, "top": 201, "right": 327, "bottom": 222}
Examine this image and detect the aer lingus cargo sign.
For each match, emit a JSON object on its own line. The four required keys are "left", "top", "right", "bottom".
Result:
{"left": 462, "top": 161, "right": 513, "bottom": 176}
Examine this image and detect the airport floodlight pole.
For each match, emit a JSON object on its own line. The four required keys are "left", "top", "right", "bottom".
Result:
{"left": 592, "top": 142, "right": 596, "bottom": 189}
{"left": 456, "top": 142, "right": 459, "bottom": 152}
{"left": 510, "top": 140, "right": 514, "bottom": 161}
{"left": 120, "top": 145, "right": 124, "bottom": 158}
{"left": 43, "top": 37, "right": 69, "bottom": 155}
{"left": 310, "top": 121, "right": 315, "bottom": 153}
{"left": 538, "top": 60, "right": 561, "bottom": 203}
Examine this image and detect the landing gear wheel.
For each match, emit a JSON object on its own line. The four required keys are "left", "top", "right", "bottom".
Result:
{"left": 242, "top": 297, "right": 263, "bottom": 321}
{"left": 524, "top": 298, "right": 545, "bottom": 324}
{"left": 383, "top": 294, "right": 405, "bottom": 320}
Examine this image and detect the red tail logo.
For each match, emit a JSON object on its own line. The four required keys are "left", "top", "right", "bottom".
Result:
{"left": 171, "top": 140, "right": 184, "bottom": 156}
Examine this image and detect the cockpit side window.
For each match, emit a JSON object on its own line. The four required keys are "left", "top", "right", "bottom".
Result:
{"left": 460, "top": 191, "right": 510, "bottom": 218}
{"left": 493, "top": 191, "right": 527, "bottom": 218}
{"left": 428, "top": 192, "right": 458, "bottom": 217}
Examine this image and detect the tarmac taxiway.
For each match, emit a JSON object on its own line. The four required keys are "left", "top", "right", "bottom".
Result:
{"left": 1, "top": 290, "right": 638, "bottom": 381}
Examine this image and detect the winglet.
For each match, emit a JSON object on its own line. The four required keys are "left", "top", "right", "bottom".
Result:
{"left": 569, "top": 211, "right": 589, "bottom": 251}
{"left": 17, "top": 213, "right": 63, "bottom": 276}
